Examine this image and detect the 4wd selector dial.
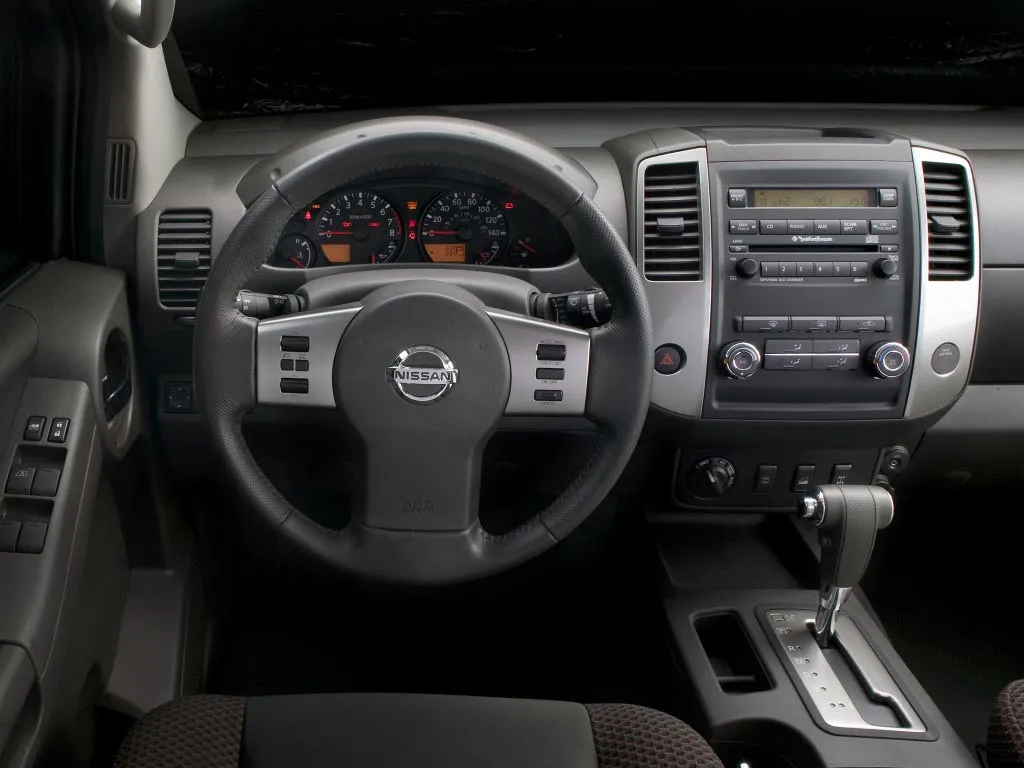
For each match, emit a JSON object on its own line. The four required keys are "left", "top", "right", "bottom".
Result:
{"left": 868, "top": 341, "right": 911, "bottom": 378}
{"left": 721, "top": 341, "right": 761, "bottom": 379}
{"left": 686, "top": 457, "right": 737, "bottom": 498}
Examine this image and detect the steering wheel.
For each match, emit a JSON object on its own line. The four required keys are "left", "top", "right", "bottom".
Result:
{"left": 194, "top": 117, "right": 653, "bottom": 584}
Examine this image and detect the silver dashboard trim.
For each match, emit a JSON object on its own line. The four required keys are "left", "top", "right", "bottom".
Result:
{"left": 256, "top": 305, "right": 363, "bottom": 407}
{"left": 486, "top": 309, "right": 590, "bottom": 416}
{"left": 905, "top": 147, "right": 981, "bottom": 418}
{"left": 635, "top": 148, "right": 713, "bottom": 418}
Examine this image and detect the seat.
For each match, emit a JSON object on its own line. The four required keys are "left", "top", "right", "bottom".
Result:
{"left": 112, "top": 693, "right": 724, "bottom": 768}
{"left": 989, "top": 680, "right": 1024, "bottom": 768}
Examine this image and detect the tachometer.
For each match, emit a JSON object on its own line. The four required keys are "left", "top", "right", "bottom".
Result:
{"left": 420, "top": 190, "right": 509, "bottom": 265}
{"left": 315, "top": 191, "right": 403, "bottom": 264}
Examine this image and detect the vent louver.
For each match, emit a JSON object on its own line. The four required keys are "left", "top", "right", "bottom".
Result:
{"left": 922, "top": 162, "right": 974, "bottom": 281}
{"left": 105, "top": 140, "right": 135, "bottom": 203}
{"left": 641, "top": 162, "right": 702, "bottom": 281}
{"left": 157, "top": 209, "right": 212, "bottom": 310}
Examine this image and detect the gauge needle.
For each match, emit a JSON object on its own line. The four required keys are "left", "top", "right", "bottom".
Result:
{"left": 290, "top": 256, "right": 305, "bottom": 267}
{"left": 517, "top": 239, "right": 536, "bottom": 254}
{"left": 425, "top": 230, "right": 459, "bottom": 236}
{"left": 324, "top": 231, "right": 354, "bottom": 236}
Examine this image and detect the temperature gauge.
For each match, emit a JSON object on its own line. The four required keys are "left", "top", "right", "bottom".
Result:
{"left": 273, "top": 234, "right": 316, "bottom": 269}
{"left": 505, "top": 234, "right": 546, "bottom": 268}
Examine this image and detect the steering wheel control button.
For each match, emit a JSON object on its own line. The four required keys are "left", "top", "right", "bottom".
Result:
{"left": 16, "top": 522, "right": 47, "bottom": 554}
{"left": 47, "top": 418, "right": 69, "bottom": 443}
{"left": 839, "top": 316, "right": 886, "bottom": 332}
{"left": 280, "top": 359, "right": 294, "bottom": 371}
{"left": 0, "top": 521, "right": 21, "bottom": 552}
{"left": 536, "top": 368, "right": 565, "bottom": 381}
{"left": 534, "top": 389, "right": 563, "bottom": 402}
{"left": 536, "top": 343, "right": 566, "bottom": 362}
{"left": 728, "top": 188, "right": 747, "bottom": 207}
{"left": 869, "top": 342, "right": 911, "bottom": 379}
{"left": 654, "top": 345, "right": 684, "bottom": 375}
{"left": 721, "top": 341, "right": 761, "bottom": 379}
{"left": 280, "top": 335, "right": 309, "bottom": 353}
{"left": 755, "top": 464, "right": 778, "bottom": 493}
{"left": 879, "top": 188, "right": 898, "bottom": 206}
{"left": 31, "top": 468, "right": 61, "bottom": 497}
{"left": 5, "top": 467, "right": 35, "bottom": 495}
{"left": 295, "top": 359, "right": 310, "bottom": 372}
{"left": 24, "top": 416, "right": 46, "bottom": 442}
{"left": 686, "top": 457, "right": 736, "bottom": 499}
{"left": 870, "top": 219, "right": 898, "bottom": 234}
{"left": 931, "top": 342, "right": 960, "bottom": 375}
{"left": 280, "top": 378, "right": 309, "bottom": 394}
{"left": 791, "top": 464, "right": 816, "bottom": 493}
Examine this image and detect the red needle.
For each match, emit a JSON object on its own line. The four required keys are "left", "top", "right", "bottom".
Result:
{"left": 323, "top": 231, "right": 354, "bottom": 236}
{"left": 425, "top": 230, "right": 458, "bottom": 236}
{"left": 517, "top": 239, "right": 536, "bottom": 254}
{"left": 290, "top": 256, "right": 304, "bottom": 267}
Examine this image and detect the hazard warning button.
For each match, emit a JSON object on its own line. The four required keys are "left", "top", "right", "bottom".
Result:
{"left": 654, "top": 345, "right": 685, "bottom": 375}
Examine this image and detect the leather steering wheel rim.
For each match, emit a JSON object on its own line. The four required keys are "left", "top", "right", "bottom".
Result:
{"left": 194, "top": 116, "right": 653, "bottom": 584}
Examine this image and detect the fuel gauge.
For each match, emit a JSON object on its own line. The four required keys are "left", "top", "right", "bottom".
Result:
{"left": 506, "top": 235, "right": 546, "bottom": 268}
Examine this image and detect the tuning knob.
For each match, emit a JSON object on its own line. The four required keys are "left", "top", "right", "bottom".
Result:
{"left": 873, "top": 258, "right": 898, "bottom": 278}
{"left": 868, "top": 341, "right": 911, "bottom": 378}
{"left": 721, "top": 341, "right": 761, "bottom": 379}
{"left": 687, "top": 457, "right": 736, "bottom": 499}
{"left": 736, "top": 258, "right": 759, "bottom": 278}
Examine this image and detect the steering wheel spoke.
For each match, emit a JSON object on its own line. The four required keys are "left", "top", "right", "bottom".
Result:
{"left": 486, "top": 309, "right": 590, "bottom": 417}
{"left": 255, "top": 305, "right": 363, "bottom": 407}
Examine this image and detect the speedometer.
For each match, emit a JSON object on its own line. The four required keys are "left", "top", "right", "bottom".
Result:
{"left": 419, "top": 190, "right": 509, "bottom": 265}
{"left": 315, "top": 191, "right": 403, "bottom": 264}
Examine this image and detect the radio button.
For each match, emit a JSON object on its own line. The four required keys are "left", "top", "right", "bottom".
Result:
{"left": 742, "top": 316, "right": 789, "bottom": 332}
{"left": 795, "top": 262, "right": 812, "bottom": 276}
{"left": 813, "top": 262, "right": 832, "bottom": 277}
{"left": 778, "top": 261, "right": 796, "bottom": 277}
{"left": 730, "top": 220, "right": 757, "bottom": 235}
{"left": 841, "top": 220, "right": 868, "bottom": 235}
{"left": 880, "top": 244, "right": 899, "bottom": 253}
{"left": 813, "top": 354, "right": 859, "bottom": 371}
{"left": 759, "top": 220, "right": 787, "bottom": 235}
{"left": 833, "top": 261, "right": 851, "bottom": 277}
{"left": 787, "top": 219, "right": 813, "bottom": 234}
{"left": 813, "top": 339, "right": 860, "bottom": 354}
{"left": 761, "top": 262, "right": 779, "bottom": 277}
{"left": 879, "top": 188, "right": 898, "bottom": 207}
{"left": 728, "top": 188, "right": 748, "bottom": 207}
{"left": 791, "top": 316, "right": 837, "bottom": 332}
{"left": 814, "top": 220, "right": 840, "bottom": 235}
{"left": 736, "top": 258, "right": 759, "bottom": 277}
{"left": 729, "top": 244, "right": 749, "bottom": 253}
{"left": 870, "top": 219, "right": 899, "bottom": 234}
{"left": 839, "top": 316, "right": 886, "bottom": 332}
{"left": 874, "top": 257, "right": 899, "bottom": 278}
{"left": 764, "top": 354, "right": 812, "bottom": 371}
{"left": 850, "top": 261, "right": 870, "bottom": 277}
{"left": 766, "top": 340, "right": 810, "bottom": 354}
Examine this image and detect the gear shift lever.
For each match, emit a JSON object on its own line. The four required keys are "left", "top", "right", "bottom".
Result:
{"left": 798, "top": 485, "right": 894, "bottom": 649}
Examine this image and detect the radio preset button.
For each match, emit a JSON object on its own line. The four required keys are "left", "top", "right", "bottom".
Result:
{"left": 764, "top": 354, "right": 812, "bottom": 371}
{"left": 765, "top": 340, "right": 810, "bottom": 354}
{"left": 760, "top": 220, "right": 787, "bottom": 235}
{"left": 761, "top": 262, "right": 779, "bottom": 277}
{"left": 742, "top": 316, "right": 789, "bottom": 332}
{"left": 850, "top": 261, "right": 869, "bottom": 277}
{"left": 778, "top": 261, "right": 796, "bottom": 277}
{"left": 833, "top": 261, "right": 851, "bottom": 277}
{"left": 870, "top": 219, "right": 899, "bottom": 234}
{"left": 879, "top": 188, "right": 898, "bottom": 206}
{"left": 728, "top": 188, "right": 748, "bottom": 207}
{"left": 841, "top": 220, "right": 868, "bottom": 235}
{"left": 730, "top": 220, "right": 757, "bottom": 235}
{"left": 791, "top": 316, "right": 837, "bottom": 332}
{"left": 813, "top": 262, "right": 831, "bottom": 277}
{"left": 813, "top": 339, "right": 860, "bottom": 354}
{"left": 814, "top": 220, "right": 840, "bottom": 235}
{"left": 787, "top": 219, "right": 813, "bottom": 234}
{"left": 795, "top": 262, "right": 812, "bottom": 276}
{"left": 839, "top": 316, "right": 886, "bottom": 332}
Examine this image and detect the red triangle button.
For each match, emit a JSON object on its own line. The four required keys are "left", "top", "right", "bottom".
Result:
{"left": 659, "top": 352, "right": 675, "bottom": 366}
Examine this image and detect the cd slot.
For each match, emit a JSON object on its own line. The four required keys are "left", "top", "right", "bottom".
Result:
{"left": 749, "top": 244, "right": 880, "bottom": 254}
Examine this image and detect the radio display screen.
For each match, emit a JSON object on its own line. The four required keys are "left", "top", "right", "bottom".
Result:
{"left": 753, "top": 189, "right": 871, "bottom": 207}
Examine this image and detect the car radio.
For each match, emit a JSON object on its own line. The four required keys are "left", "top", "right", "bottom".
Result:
{"left": 705, "top": 163, "right": 919, "bottom": 420}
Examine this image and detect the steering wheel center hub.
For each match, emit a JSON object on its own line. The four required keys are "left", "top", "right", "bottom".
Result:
{"left": 387, "top": 345, "right": 460, "bottom": 404}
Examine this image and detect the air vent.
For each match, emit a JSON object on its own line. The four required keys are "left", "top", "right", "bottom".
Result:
{"left": 157, "top": 209, "right": 212, "bottom": 309}
{"left": 641, "top": 162, "right": 702, "bottom": 281}
{"left": 105, "top": 139, "right": 135, "bottom": 203}
{"left": 922, "top": 162, "right": 974, "bottom": 281}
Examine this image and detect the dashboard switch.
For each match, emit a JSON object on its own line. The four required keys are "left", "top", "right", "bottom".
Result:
{"left": 879, "top": 188, "right": 898, "bottom": 206}
{"left": 0, "top": 521, "right": 21, "bottom": 552}
{"left": 792, "top": 465, "right": 816, "bottom": 492}
{"left": 790, "top": 316, "right": 837, "bottom": 332}
{"left": 729, "top": 220, "right": 757, "bottom": 235}
{"left": 839, "top": 316, "right": 885, "bottom": 332}
{"left": 742, "top": 316, "right": 789, "bottom": 332}
{"left": 47, "top": 418, "right": 69, "bottom": 443}
{"left": 24, "top": 416, "right": 46, "bottom": 442}
{"left": 654, "top": 346, "right": 684, "bottom": 375}
{"left": 16, "top": 522, "right": 47, "bottom": 554}
{"left": 31, "top": 468, "right": 61, "bottom": 497}
{"left": 755, "top": 464, "right": 778, "bottom": 493}
{"left": 280, "top": 336, "right": 310, "bottom": 353}
{"left": 830, "top": 464, "right": 853, "bottom": 485}
{"left": 536, "top": 344, "right": 566, "bottom": 361}
{"left": 870, "top": 219, "right": 898, "bottom": 234}
{"left": 728, "top": 189, "right": 747, "bottom": 207}
{"left": 5, "top": 467, "right": 34, "bottom": 495}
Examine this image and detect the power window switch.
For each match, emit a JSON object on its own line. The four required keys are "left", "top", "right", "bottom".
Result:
{"left": 16, "top": 522, "right": 47, "bottom": 554}
{"left": 31, "top": 468, "right": 61, "bottom": 497}
{"left": 5, "top": 467, "right": 35, "bottom": 495}
{"left": 0, "top": 521, "right": 21, "bottom": 552}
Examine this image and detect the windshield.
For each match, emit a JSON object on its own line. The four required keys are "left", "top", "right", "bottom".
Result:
{"left": 169, "top": 3, "right": 1024, "bottom": 120}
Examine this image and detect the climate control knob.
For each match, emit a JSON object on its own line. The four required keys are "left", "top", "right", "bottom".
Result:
{"left": 721, "top": 341, "right": 761, "bottom": 379}
{"left": 736, "top": 258, "right": 759, "bottom": 278}
{"left": 686, "top": 457, "right": 737, "bottom": 499}
{"left": 868, "top": 341, "right": 911, "bottom": 379}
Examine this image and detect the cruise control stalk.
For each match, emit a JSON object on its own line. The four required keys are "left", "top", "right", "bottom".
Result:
{"left": 535, "top": 289, "right": 611, "bottom": 329}
{"left": 236, "top": 290, "right": 303, "bottom": 319}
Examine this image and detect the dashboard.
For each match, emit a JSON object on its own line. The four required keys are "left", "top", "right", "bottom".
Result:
{"left": 270, "top": 176, "right": 573, "bottom": 270}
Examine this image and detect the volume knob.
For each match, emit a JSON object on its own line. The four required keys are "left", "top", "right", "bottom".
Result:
{"left": 868, "top": 341, "right": 911, "bottom": 378}
{"left": 736, "top": 258, "right": 759, "bottom": 278}
{"left": 721, "top": 341, "right": 761, "bottom": 379}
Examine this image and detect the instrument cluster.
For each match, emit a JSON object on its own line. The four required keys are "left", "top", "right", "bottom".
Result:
{"left": 271, "top": 178, "right": 574, "bottom": 270}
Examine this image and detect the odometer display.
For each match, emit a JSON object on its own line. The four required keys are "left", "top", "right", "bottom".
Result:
{"left": 420, "top": 190, "right": 509, "bottom": 265}
{"left": 315, "top": 191, "right": 403, "bottom": 264}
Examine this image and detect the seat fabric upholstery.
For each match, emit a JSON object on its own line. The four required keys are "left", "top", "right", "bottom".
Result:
{"left": 990, "top": 680, "right": 1024, "bottom": 768}
{"left": 113, "top": 693, "right": 724, "bottom": 768}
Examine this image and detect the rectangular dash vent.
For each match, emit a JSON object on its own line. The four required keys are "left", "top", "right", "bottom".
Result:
{"left": 105, "top": 139, "right": 135, "bottom": 203}
{"left": 157, "top": 209, "right": 212, "bottom": 310}
{"left": 922, "top": 162, "right": 975, "bottom": 281}
{"left": 642, "top": 162, "right": 702, "bottom": 281}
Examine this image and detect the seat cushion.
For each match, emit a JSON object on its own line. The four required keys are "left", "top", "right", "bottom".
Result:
{"left": 990, "top": 680, "right": 1024, "bottom": 768}
{"left": 113, "top": 693, "right": 723, "bottom": 768}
